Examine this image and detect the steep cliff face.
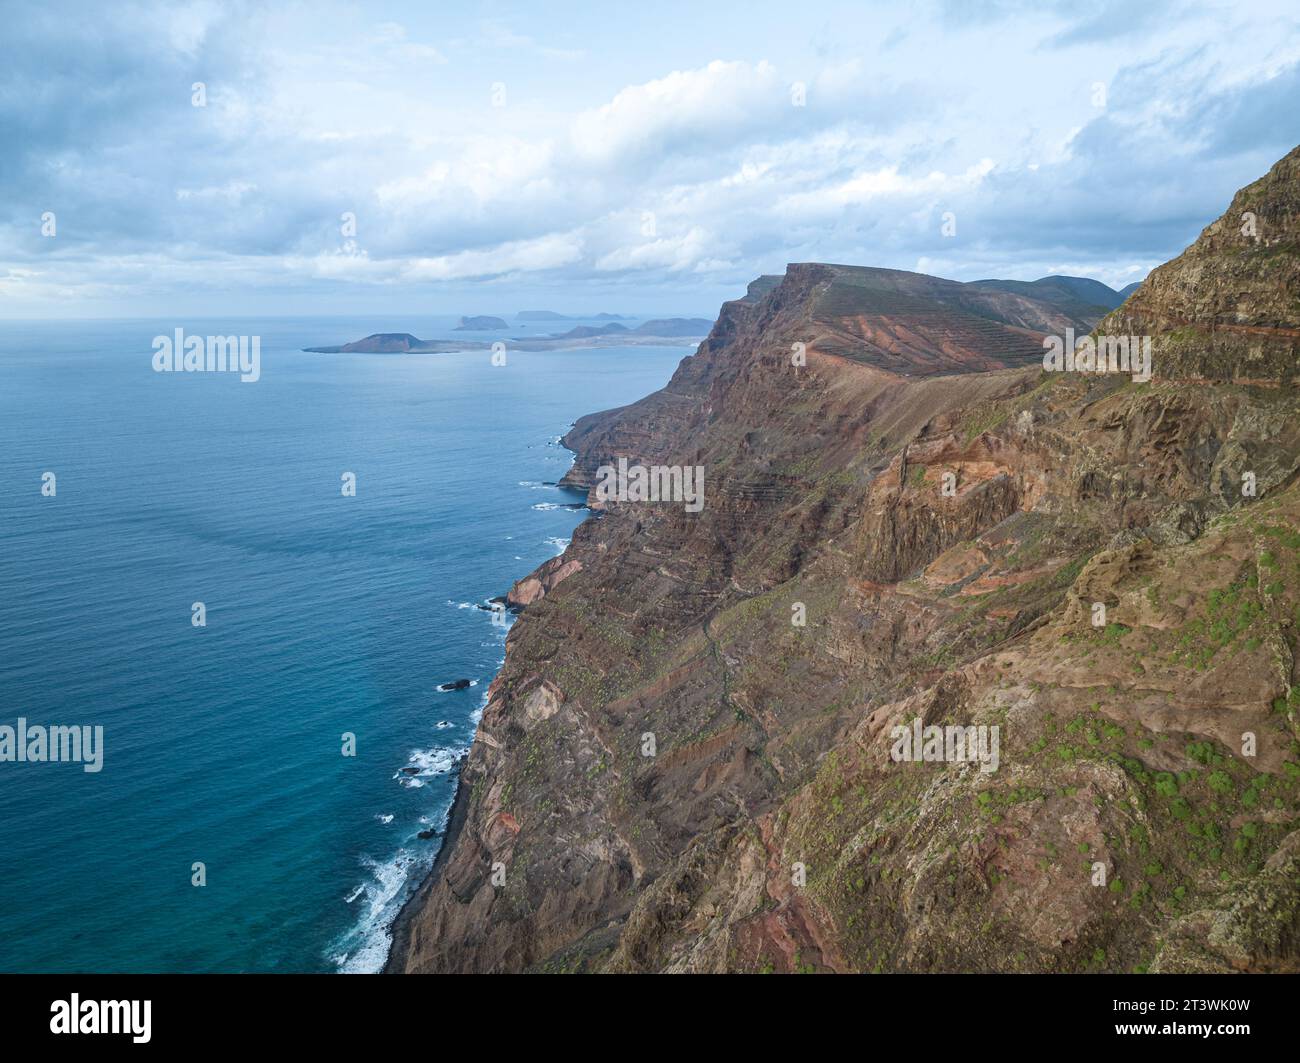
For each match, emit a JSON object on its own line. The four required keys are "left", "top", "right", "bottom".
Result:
{"left": 388, "top": 146, "right": 1300, "bottom": 974}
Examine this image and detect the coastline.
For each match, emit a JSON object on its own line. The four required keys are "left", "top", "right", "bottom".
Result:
{"left": 382, "top": 750, "right": 471, "bottom": 973}
{"left": 305, "top": 334, "right": 705, "bottom": 355}
{"left": 381, "top": 431, "right": 588, "bottom": 975}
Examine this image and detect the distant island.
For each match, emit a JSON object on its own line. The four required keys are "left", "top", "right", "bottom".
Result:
{"left": 515, "top": 310, "right": 636, "bottom": 321}
{"left": 303, "top": 318, "right": 713, "bottom": 354}
{"left": 310, "top": 333, "right": 427, "bottom": 353}
{"left": 453, "top": 315, "right": 508, "bottom": 330}
{"left": 542, "top": 318, "right": 713, "bottom": 341}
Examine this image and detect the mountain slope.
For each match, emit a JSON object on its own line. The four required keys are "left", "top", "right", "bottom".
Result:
{"left": 387, "top": 145, "right": 1300, "bottom": 975}
{"left": 971, "top": 274, "right": 1126, "bottom": 318}
{"left": 773, "top": 264, "right": 1105, "bottom": 377}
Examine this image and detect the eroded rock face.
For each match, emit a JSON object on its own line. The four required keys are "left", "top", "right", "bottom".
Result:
{"left": 506, "top": 556, "right": 582, "bottom": 608}
{"left": 389, "top": 146, "right": 1300, "bottom": 975}
{"left": 1106, "top": 144, "right": 1300, "bottom": 386}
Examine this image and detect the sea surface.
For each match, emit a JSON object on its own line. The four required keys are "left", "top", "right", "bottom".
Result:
{"left": 0, "top": 315, "right": 686, "bottom": 972}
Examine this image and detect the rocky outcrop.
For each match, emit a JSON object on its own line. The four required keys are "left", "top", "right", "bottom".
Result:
{"left": 1104, "top": 144, "right": 1300, "bottom": 385}
{"left": 506, "top": 555, "right": 583, "bottom": 608}
{"left": 388, "top": 145, "right": 1300, "bottom": 974}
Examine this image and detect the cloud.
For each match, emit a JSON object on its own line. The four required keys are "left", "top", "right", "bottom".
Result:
{"left": 571, "top": 60, "right": 787, "bottom": 163}
{"left": 568, "top": 58, "right": 920, "bottom": 168}
{"left": 478, "top": 18, "right": 585, "bottom": 60}
{"left": 1042, "top": 0, "right": 1180, "bottom": 47}
{"left": 777, "top": 158, "right": 996, "bottom": 217}
{"left": 401, "top": 232, "right": 585, "bottom": 280}
{"left": 372, "top": 22, "right": 447, "bottom": 63}
{"left": 1, "top": 1, "right": 1298, "bottom": 316}
{"left": 594, "top": 227, "right": 721, "bottom": 272}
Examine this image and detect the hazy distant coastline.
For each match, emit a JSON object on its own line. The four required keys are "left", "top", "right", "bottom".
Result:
{"left": 304, "top": 317, "right": 713, "bottom": 353}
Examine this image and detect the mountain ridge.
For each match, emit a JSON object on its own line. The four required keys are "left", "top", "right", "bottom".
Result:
{"left": 387, "top": 145, "right": 1300, "bottom": 975}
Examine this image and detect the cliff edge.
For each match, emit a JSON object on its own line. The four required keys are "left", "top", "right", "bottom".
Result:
{"left": 388, "top": 145, "right": 1300, "bottom": 974}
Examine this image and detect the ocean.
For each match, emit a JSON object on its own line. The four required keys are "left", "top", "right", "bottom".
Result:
{"left": 0, "top": 316, "right": 686, "bottom": 972}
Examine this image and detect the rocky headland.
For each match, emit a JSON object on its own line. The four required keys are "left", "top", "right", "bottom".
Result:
{"left": 387, "top": 145, "right": 1300, "bottom": 974}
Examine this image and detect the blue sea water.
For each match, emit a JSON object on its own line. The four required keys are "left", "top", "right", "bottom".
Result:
{"left": 0, "top": 316, "right": 686, "bottom": 972}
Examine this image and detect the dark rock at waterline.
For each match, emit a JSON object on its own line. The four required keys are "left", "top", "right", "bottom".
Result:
{"left": 401, "top": 767, "right": 421, "bottom": 776}
{"left": 439, "top": 679, "right": 472, "bottom": 691}
{"left": 417, "top": 829, "right": 441, "bottom": 840}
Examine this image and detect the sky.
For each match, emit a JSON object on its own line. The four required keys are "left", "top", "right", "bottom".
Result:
{"left": 2, "top": 0, "right": 1299, "bottom": 319}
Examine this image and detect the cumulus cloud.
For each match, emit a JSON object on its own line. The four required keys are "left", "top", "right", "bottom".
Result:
{"left": 594, "top": 227, "right": 723, "bottom": 273}
{"left": 571, "top": 60, "right": 788, "bottom": 163}
{"left": 402, "top": 232, "right": 585, "bottom": 280}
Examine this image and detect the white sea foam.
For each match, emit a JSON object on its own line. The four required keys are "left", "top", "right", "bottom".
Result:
{"left": 331, "top": 849, "right": 419, "bottom": 973}
{"left": 329, "top": 590, "right": 518, "bottom": 972}
{"left": 330, "top": 782, "right": 462, "bottom": 973}
{"left": 434, "top": 679, "right": 478, "bottom": 694}
{"left": 471, "top": 685, "right": 491, "bottom": 727}
{"left": 394, "top": 745, "right": 459, "bottom": 788}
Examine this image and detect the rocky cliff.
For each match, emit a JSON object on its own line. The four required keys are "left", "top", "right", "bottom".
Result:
{"left": 388, "top": 145, "right": 1300, "bottom": 974}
